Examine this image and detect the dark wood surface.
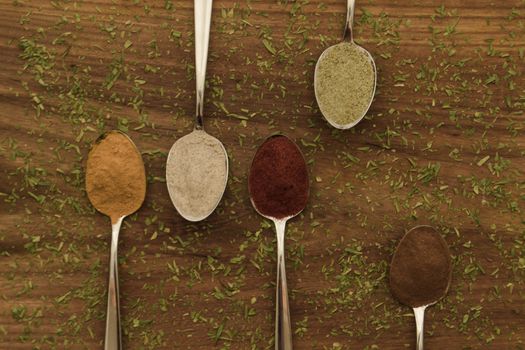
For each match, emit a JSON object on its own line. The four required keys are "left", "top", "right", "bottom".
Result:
{"left": 0, "top": 0, "right": 524, "bottom": 349}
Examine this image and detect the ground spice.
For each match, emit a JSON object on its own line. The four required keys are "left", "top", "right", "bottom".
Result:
{"left": 248, "top": 135, "right": 309, "bottom": 219}
{"left": 315, "top": 42, "right": 375, "bottom": 127}
{"left": 389, "top": 226, "right": 453, "bottom": 308}
{"left": 165, "top": 130, "right": 228, "bottom": 222}
{"left": 85, "top": 131, "right": 146, "bottom": 224}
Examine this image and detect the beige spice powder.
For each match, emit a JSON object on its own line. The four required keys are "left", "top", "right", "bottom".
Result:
{"left": 315, "top": 42, "right": 375, "bottom": 127}
{"left": 166, "top": 130, "right": 228, "bottom": 222}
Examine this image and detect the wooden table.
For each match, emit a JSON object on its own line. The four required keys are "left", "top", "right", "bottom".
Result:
{"left": 0, "top": 0, "right": 524, "bottom": 349}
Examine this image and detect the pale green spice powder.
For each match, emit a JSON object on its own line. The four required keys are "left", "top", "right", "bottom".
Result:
{"left": 315, "top": 43, "right": 375, "bottom": 127}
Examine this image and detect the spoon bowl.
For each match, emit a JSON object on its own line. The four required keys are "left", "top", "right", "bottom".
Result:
{"left": 166, "top": 129, "right": 228, "bottom": 222}
{"left": 249, "top": 135, "right": 309, "bottom": 221}
{"left": 86, "top": 131, "right": 146, "bottom": 223}
{"left": 314, "top": 0, "right": 377, "bottom": 129}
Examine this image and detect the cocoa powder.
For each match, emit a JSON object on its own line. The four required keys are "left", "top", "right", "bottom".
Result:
{"left": 389, "top": 226, "right": 452, "bottom": 308}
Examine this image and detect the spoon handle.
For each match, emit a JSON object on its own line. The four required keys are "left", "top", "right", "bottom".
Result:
{"left": 413, "top": 306, "right": 426, "bottom": 350}
{"left": 344, "top": 0, "right": 355, "bottom": 42}
{"left": 274, "top": 220, "right": 293, "bottom": 350}
{"left": 194, "top": 0, "right": 213, "bottom": 130}
{"left": 105, "top": 218, "right": 123, "bottom": 350}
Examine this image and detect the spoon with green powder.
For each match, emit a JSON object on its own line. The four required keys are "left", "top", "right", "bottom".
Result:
{"left": 248, "top": 135, "right": 310, "bottom": 350}
{"left": 166, "top": 0, "right": 228, "bottom": 222}
{"left": 314, "top": 0, "right": 377, "bottom": 129}
{"left": 389, "top": 226, "right": 453, "bottom": 350}
{"left": 85, "top": 131, "right": 146, "bottom": 350}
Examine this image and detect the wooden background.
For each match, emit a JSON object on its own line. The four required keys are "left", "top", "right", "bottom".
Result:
{"left": 0, "top": 0, "right": 524, "bottom": 349}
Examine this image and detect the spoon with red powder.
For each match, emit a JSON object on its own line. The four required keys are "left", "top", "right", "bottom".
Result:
{"left": 248, "top": 135, "right": 309, "bottom": 350}
{"left": 389, "top": 226, "right": 453, "bottom": 350}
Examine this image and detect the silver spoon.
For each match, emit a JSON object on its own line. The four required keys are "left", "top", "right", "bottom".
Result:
{"left": 314, "top": 0, "right": 377, "bottom": 129}
{"left": 414, "top": 305, "right": 427, "bottom": 350}
{"left": 165, "top": 0, "right": 228, "bottom": 222}
{"left": 248, "top": 135, "right": 310, "bottom": 350}
{"left": 389, "top": 226, "right": 453, "bottom": 350}
{"left": 85, "top": 131, "right": 146, "bottom": 350}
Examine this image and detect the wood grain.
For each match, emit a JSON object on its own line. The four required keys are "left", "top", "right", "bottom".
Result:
{"left": 0, "top": 0, "right": 524, "bottom": 349}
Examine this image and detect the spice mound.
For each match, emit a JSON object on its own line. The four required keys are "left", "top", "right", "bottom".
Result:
{"left": 166, "top": 130, "right": 228, "bottom": 222}
{"left": 248, "top": 135, "right": 309, "bottom": 219}
{"left": 85, "top": 131, "right": 146, "bottom": 223}
{"left": 389, "top": 226, "right": 452, "bottom": 308}
{"left": 315, "top": 42, "right": 375, "bottom": 127}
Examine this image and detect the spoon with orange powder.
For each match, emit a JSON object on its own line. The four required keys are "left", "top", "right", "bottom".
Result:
{"left": 85, "top": 131, "right": 146, "bottom": 350}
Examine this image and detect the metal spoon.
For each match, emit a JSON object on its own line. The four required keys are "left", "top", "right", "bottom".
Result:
{"left": 85, "top": 131, "right": 146, "bottom": 350}
{"left": 248, "top": 135, "right": 310, "bottom": 350}
{"left": 413, "top": 305, "right": 427, "bottom": 350}
{"left": 165, "top": 0, "right": 228, "bottom": 222}
{"left": 389, "top": 226, "right": 453, "bottom": 350}
{"left": 314, "top": 0, "right": 377, "bottom": 129}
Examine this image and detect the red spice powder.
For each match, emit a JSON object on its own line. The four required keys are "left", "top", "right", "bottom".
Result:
{"left": 248, "top": 135, "right": 309, "bottom": 219}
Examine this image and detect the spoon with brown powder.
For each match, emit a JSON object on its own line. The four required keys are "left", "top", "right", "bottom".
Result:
{"left": 389, "top": 226, "right": 453, "bottom": 350}
{"left": 85, "top": 131, "right": 146, "bottom": 350}
{"left": 248, "top": 135, "right": 309, "bottom": 350}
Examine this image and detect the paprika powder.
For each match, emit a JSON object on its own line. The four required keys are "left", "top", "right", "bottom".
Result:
{"left": 248, "top": 135, "right": 309, "bottom": 219}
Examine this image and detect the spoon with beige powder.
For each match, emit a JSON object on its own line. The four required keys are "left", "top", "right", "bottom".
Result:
{"left": 165, "top": 0, "right": 228, "bottom": 222}
{"left": 314, "top": 0, "right": 377, "bottom": 129}
{"left": 85, "top": 131, "right": 146, "bottom": 350}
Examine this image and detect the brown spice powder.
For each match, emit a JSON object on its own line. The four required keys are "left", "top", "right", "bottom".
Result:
{"left": 85, "top": 131, "right": 146, "bottom": 224}
{"left": 389, "top": 226, "right": 452, "bottom": 308}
